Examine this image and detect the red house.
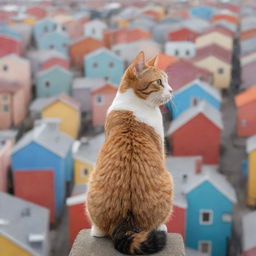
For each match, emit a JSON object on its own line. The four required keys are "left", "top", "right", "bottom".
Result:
{"left": 167, "top": 101, "right": 223, "bottom": 164}
{"left": 235, "top": 86, "right": 256, "bottom": 137}
{"left": 165, "top": 60, "right": 213, "bottom": 91}
{"left": 66, "top": 184, "right": 90, "bottom": 244}
{"left": 26, "top": 5, "right": 47, "bottom": 20}
{"left": 0, "top": 35, "right": 22, "bottom": 57}
{"left": 40, "top": 56, "right": 70, "bottom": 71}
{"left": 168, "top": 27, "right": 200, "bottom": 42}
{"left": 14, "top": 169, "right": 55, "bottom": 223}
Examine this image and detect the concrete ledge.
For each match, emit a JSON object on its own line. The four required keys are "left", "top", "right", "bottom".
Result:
{"left": 69, "top": 229, "right": 185, "bottom": 256}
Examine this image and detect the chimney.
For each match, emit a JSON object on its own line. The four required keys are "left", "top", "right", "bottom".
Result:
{"left": 195, "top": 158, "right": 202, "bottom": 174}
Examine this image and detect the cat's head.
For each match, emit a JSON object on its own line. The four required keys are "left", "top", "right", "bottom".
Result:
{"left": 120, "top": 51, "right": 173, "bottom": 107}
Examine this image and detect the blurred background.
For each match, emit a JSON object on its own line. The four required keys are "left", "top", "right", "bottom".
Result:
{"left": 0, "top": 0, "right": 256, "bottom": 256}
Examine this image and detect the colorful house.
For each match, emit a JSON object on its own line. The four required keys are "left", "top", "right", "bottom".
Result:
{"left": 66, "top": 184, "right": 90, "bottom": 244}
{"left": 0, "top": 130, "right": 17, "bottom": 192}
{"left": 165, "top": 41, "right": 196, "bottom": 59}
{"left": 165, "top": 60, "right": 213, "bottom": 91}
{"left": 0, "top": 79, "right": 27, "bottom": 129}
{"left": 0, "top": 54, "right": 31, "bottom": 103}
{"left": 32, "top": 18, "right": 58, "bottom": 44}
{"left": 157, "top": 54, "right": 178, "bottom": 70}
{"left": 169, "top": 79, "right": 222, "bottom": 118}
{"left": 84, "top": 48, "right": 124, "bottom": 85}
{"left": 246, "top": 136, "right": 256, "bottom": 207}
{"left": 73, "top": 133, "right": 105, "bottom": 185}
{"left": 35, "top": 66, "right": 73, "bottom": 98}
{"left": 211, "top": 13, "right": 238, "bottom": 25}
{"left": 72, "top": 77, "right": 105, "bottom": 113}
{"left": 30, "top": 93, "right": 81, "bottom": 138}
{"left": 91, "top": 83, "right": 118, "bottom": 126}
{"left": 38, "top": 31, "right": 70, "bottom": 55}
{"left": 240, "top": 37, "right": 256, "bottom": 56}
{"left": 190, "top": 6, "right": 215, "bottom": 20}
{"left": 195, "top": 27, "right": 233, "bottom": 51}
{"left": 83, "top": 19, "right": 107, "bottom": 40}
{"left": 240, "top": 51, "right": 256, "bottom": 66}
{"left": 0, "top": 34, "right": 23, "bottom": 57}
{"left": 193, "top": 44, "right": 232, "bottom": 89}
{"left": 167, "top": 27, "right": 200, "bottom": 42}
{"left": 26, "top": 5, "right": 47, "bottom": 20}
{"left": 11, "top": 118, "right": 74, "bottom": 222}
{"left": 0, "top": 192, "right": 50, "bottom": 256}
{"left": 167, "top": 101, "right": 223, "bottom": 164}
{"left": 69, "top": 37, "right": 105, "bottom": 68}
{"left": 235, "top": 87, "right": 256, "bottom": 137}
{"left": 166, "top": 156, "right": 236, "bottom": 256}
{"left": 242, "top": 211, "right": 256, "bottom": 256}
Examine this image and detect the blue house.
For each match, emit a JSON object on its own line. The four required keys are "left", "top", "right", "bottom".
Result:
{"left": 35, "top": 66, "right": 73, "bottom": 98}
{"left": 190, "top": 6, "right": 216, "bottom": 20}
{"left": 166, "top": 157, "right": 237, "bottom": 256}
{"left": 167, "top": 79, "right": 222, "bottom": 119}
{"left": 11, "top": 118, "right": 74, "bottom": 219}
{"left": 33, "top": 18, "right": 58, "bottom": 45}
{"left": 84, "top": 48, "right": 124, "bottom": 85}
{"left": 38, "top": 31, "right": 70, "bottom": 55}
{"left": 0, "top": 25, "right": 22, "bottom": 40}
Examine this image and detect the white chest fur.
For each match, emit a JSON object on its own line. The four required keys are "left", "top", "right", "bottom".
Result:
{"left": 107, "top": 89, "right": 164, "bottom": 142}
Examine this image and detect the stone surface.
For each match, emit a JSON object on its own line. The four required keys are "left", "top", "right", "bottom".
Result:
{"left": 69, "top": 229, "right": 185, "bottom": 256}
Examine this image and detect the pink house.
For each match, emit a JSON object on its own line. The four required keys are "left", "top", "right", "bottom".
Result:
{"left": 0, "top": 79, "right": 27, "bottom": 129}
{"left": 91, "top": 83, "right": 118, "bottom": 126}
{"left": 0, "top": 130, "right": 17, "bottom": 192}
{"left": 0, "top": 35, "right": 23, "bottom": 57}
{"left": 0, "top": 54, "right": 31, "bottom": 103}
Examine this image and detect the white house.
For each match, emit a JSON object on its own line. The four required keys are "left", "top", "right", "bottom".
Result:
{"left": 165, "top": 41, "right": 196, "bottom": 58}
{"left": 83, "top": 19, "right": 107, "bottom": 40}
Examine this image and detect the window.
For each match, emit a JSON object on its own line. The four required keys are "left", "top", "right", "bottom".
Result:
{"left": 104, "top": 76, "right": 109, "bottom": 81}
{"left": 2, "top": 95, "right": 8, "bottom": 101}
{"left": 218, "top": 67, "right": 224, "bottom": 74}
{"left": 81, "top": 167, "right": 89, "bottom": 177}
{"left": 49, "top": 44, "right": 54, "bottom": 49}
{"left": 199, "top": 210, "right": 213, "bottom": 225}
{"left": 174, "top": 49, "right": 179, "bottom": 56}
{"left": 44, "top": 26, "right": 48, "bottom": 33}
{"left": 91, "top": 28, "right": 96, "bottom": 34}
{"left": 185, "top": 50, "right": 190, "bottom": 56}
{"left": 2, "top": 104, "right": 9, "bottom": 112}
{"left": 199, "top": 241, "right": 212, "bottom": 254}
{"left": 242, "top": 119, "right": 247, "bottom": 127}
{"left": 222, "top": 213, "right": 232, "bottom": 222}
{"left": 115, "top": 50, "right": 121, "bottom": 56}
{"left": 96, "top": 95, "right": 104, "bottom": 104}
{"left": 93, "top": 62, "right": 98, "bottom": 68}
{"left": 109, "top": 62, "right": 114, "bottom": 68}
{"left": 191, "top": 97, "right": 199, "bottom": 106}
{"left": 45, "top": 81, "right": 50, "bottom": 87}
{"left": 62, "top": 25, "right": 66, "bottom": 31}
{"left": 63, "top": 42, "right": 67, "bottom": 48}
{"left": 53, "top": 24, "right": 57, "bottom": 31}
{"left": 3, "top": 65, "right": 8, "bottom": 71}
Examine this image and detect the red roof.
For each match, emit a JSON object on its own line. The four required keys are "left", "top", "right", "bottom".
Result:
{"left": 0, "top": 79, "right": 21, "bottom": 93}
{"left": 203, "top": 27, "right": 234, "bottom": 38}
{"left": 193, "top": 44, "right": 232, "bottom": 64}
{"left": 235, "top": 86, "right": 256, "bottom": 107}
{"left": 165, "top": 60, "right": 213, "bottom": 91}
{"left": 57, "top": 93, "right": 81, "bottom": 110}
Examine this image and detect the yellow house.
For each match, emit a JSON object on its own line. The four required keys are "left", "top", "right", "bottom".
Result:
{"left": 194, "top": 56, "right": 231, "bottom": 89}
{"left": 0, "top": 192, "right": 50, "bottom": 256}
{"left": 42, "top": 93, "right": 81, "bottom": 138}
{"left": 246, "top": 136, "right": 256, "bottom": 207}
{"left": 73, "top": 134, "right": 105, "bottom": 185}
{"left": 195, "top": 29, "right": 233, "bottom": 51}
{"left": 9, "top": 15, "right": 36, "bottom": 26}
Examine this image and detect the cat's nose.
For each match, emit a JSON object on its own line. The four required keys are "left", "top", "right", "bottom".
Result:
{"left": 169, "top": 87, "right": 173, "bottom": 93}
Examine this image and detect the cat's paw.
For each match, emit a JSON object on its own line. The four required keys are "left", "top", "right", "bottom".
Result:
{"left": 157, "top": 224, "right": 167, "bottom": 232}
{"left": 91, "top": 225, "right": 106, "bottom": 237}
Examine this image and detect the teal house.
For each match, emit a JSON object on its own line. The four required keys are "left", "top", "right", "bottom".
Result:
{"left": 35, "top": 66, "right": 73, "bottom": 98}
{"left": 167, "top": 79, "right": 222, "bottom": 119}
{"left": 84, "top": 48, "right": 124, "bottom": 85}
{"left": 33, "top": 18, "right": 58, "bottom": 45}
{"left": 38, "top": 31, "right": 70, "bottom": 55}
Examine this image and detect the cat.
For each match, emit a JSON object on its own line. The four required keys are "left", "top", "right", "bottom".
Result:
{"left": 86, "top": 51, "right": 174, "bottom": 255}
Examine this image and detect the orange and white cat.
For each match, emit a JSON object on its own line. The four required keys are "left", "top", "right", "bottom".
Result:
{"left": 86, "top": 51, "right": 174, "bottom": 255}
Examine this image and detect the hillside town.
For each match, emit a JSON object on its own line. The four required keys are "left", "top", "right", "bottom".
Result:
{"left": 0, "top": 0, "right": 256, "bottom": 256}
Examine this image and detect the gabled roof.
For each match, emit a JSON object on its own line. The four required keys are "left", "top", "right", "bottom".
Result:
{"left": 0, "top": 192, "right": 49, "bottom": 256}
{"left": 193, "top": 43, "right": 232, "bottom": 64}
{"left": 167, "top": 101, "right": 223, "bottom": 135}
{"left": 36, "top": 65, "right": 72, "bottom": 78}
{"left": 84, "top": 47, "right": 123, "bottom": 62}
{"left": 91, "top": 83, "right": 118, "bottom": 94}
{"left": 157, "top": 54, "right": 178, "bottom": 70}
{"left": 174, "top": 79, "right": 222, "bottom": 102}
{"left": 246, "top": 136, "right": 256, "bottom": 153}
{"left": 199, "top": 27, "right": 233, "bottom": 38}
{"left": 0, "top": 53, "right": 30, "bottom": 65}
{"left": 242, "top": 211, "right": 256, "bottom": 252}
{"left": 72, "top": 77, "right": 106, "bottom": 90}
{"left": 12, "top": 118, "right": 74, "bottom": 158}
{"left": 30, "top": 93, "right": 80, "bottom": 113}
{"left": 27, "top": 49, "right": 67, "bottom": 63}
{"left": 73, "top": 133, "right": 105, "bottom": 164}
{"left": 235, "top": 86, "right": 256, "bottom": 107}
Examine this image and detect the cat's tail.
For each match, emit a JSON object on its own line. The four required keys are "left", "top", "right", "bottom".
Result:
{"left": 111, "top": 213, "right": 166, "bottom": 255}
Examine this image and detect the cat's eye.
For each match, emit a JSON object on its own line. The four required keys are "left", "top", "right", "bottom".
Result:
{"left": 156, "top": 79, "right": 163, "bottom": 86}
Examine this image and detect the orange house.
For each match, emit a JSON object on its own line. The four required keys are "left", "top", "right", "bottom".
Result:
{"left": 235, "top": 86, "right": 256, "bottom": 137}
{"left": 69, "top": 37, "right": 104, "bottom": 68}
{"left": 211, "top": 14, "right": 238, "bottom": 24}
{"left": 157, "top": 54, "right": 178, "bottom": 70}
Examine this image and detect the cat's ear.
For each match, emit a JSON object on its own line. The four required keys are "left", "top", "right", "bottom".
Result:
{"left": 133, "top": 51, "right": 146, "bottom": 74}
{"left": 146, "top": 55, "right": 159, "bottom": 67}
